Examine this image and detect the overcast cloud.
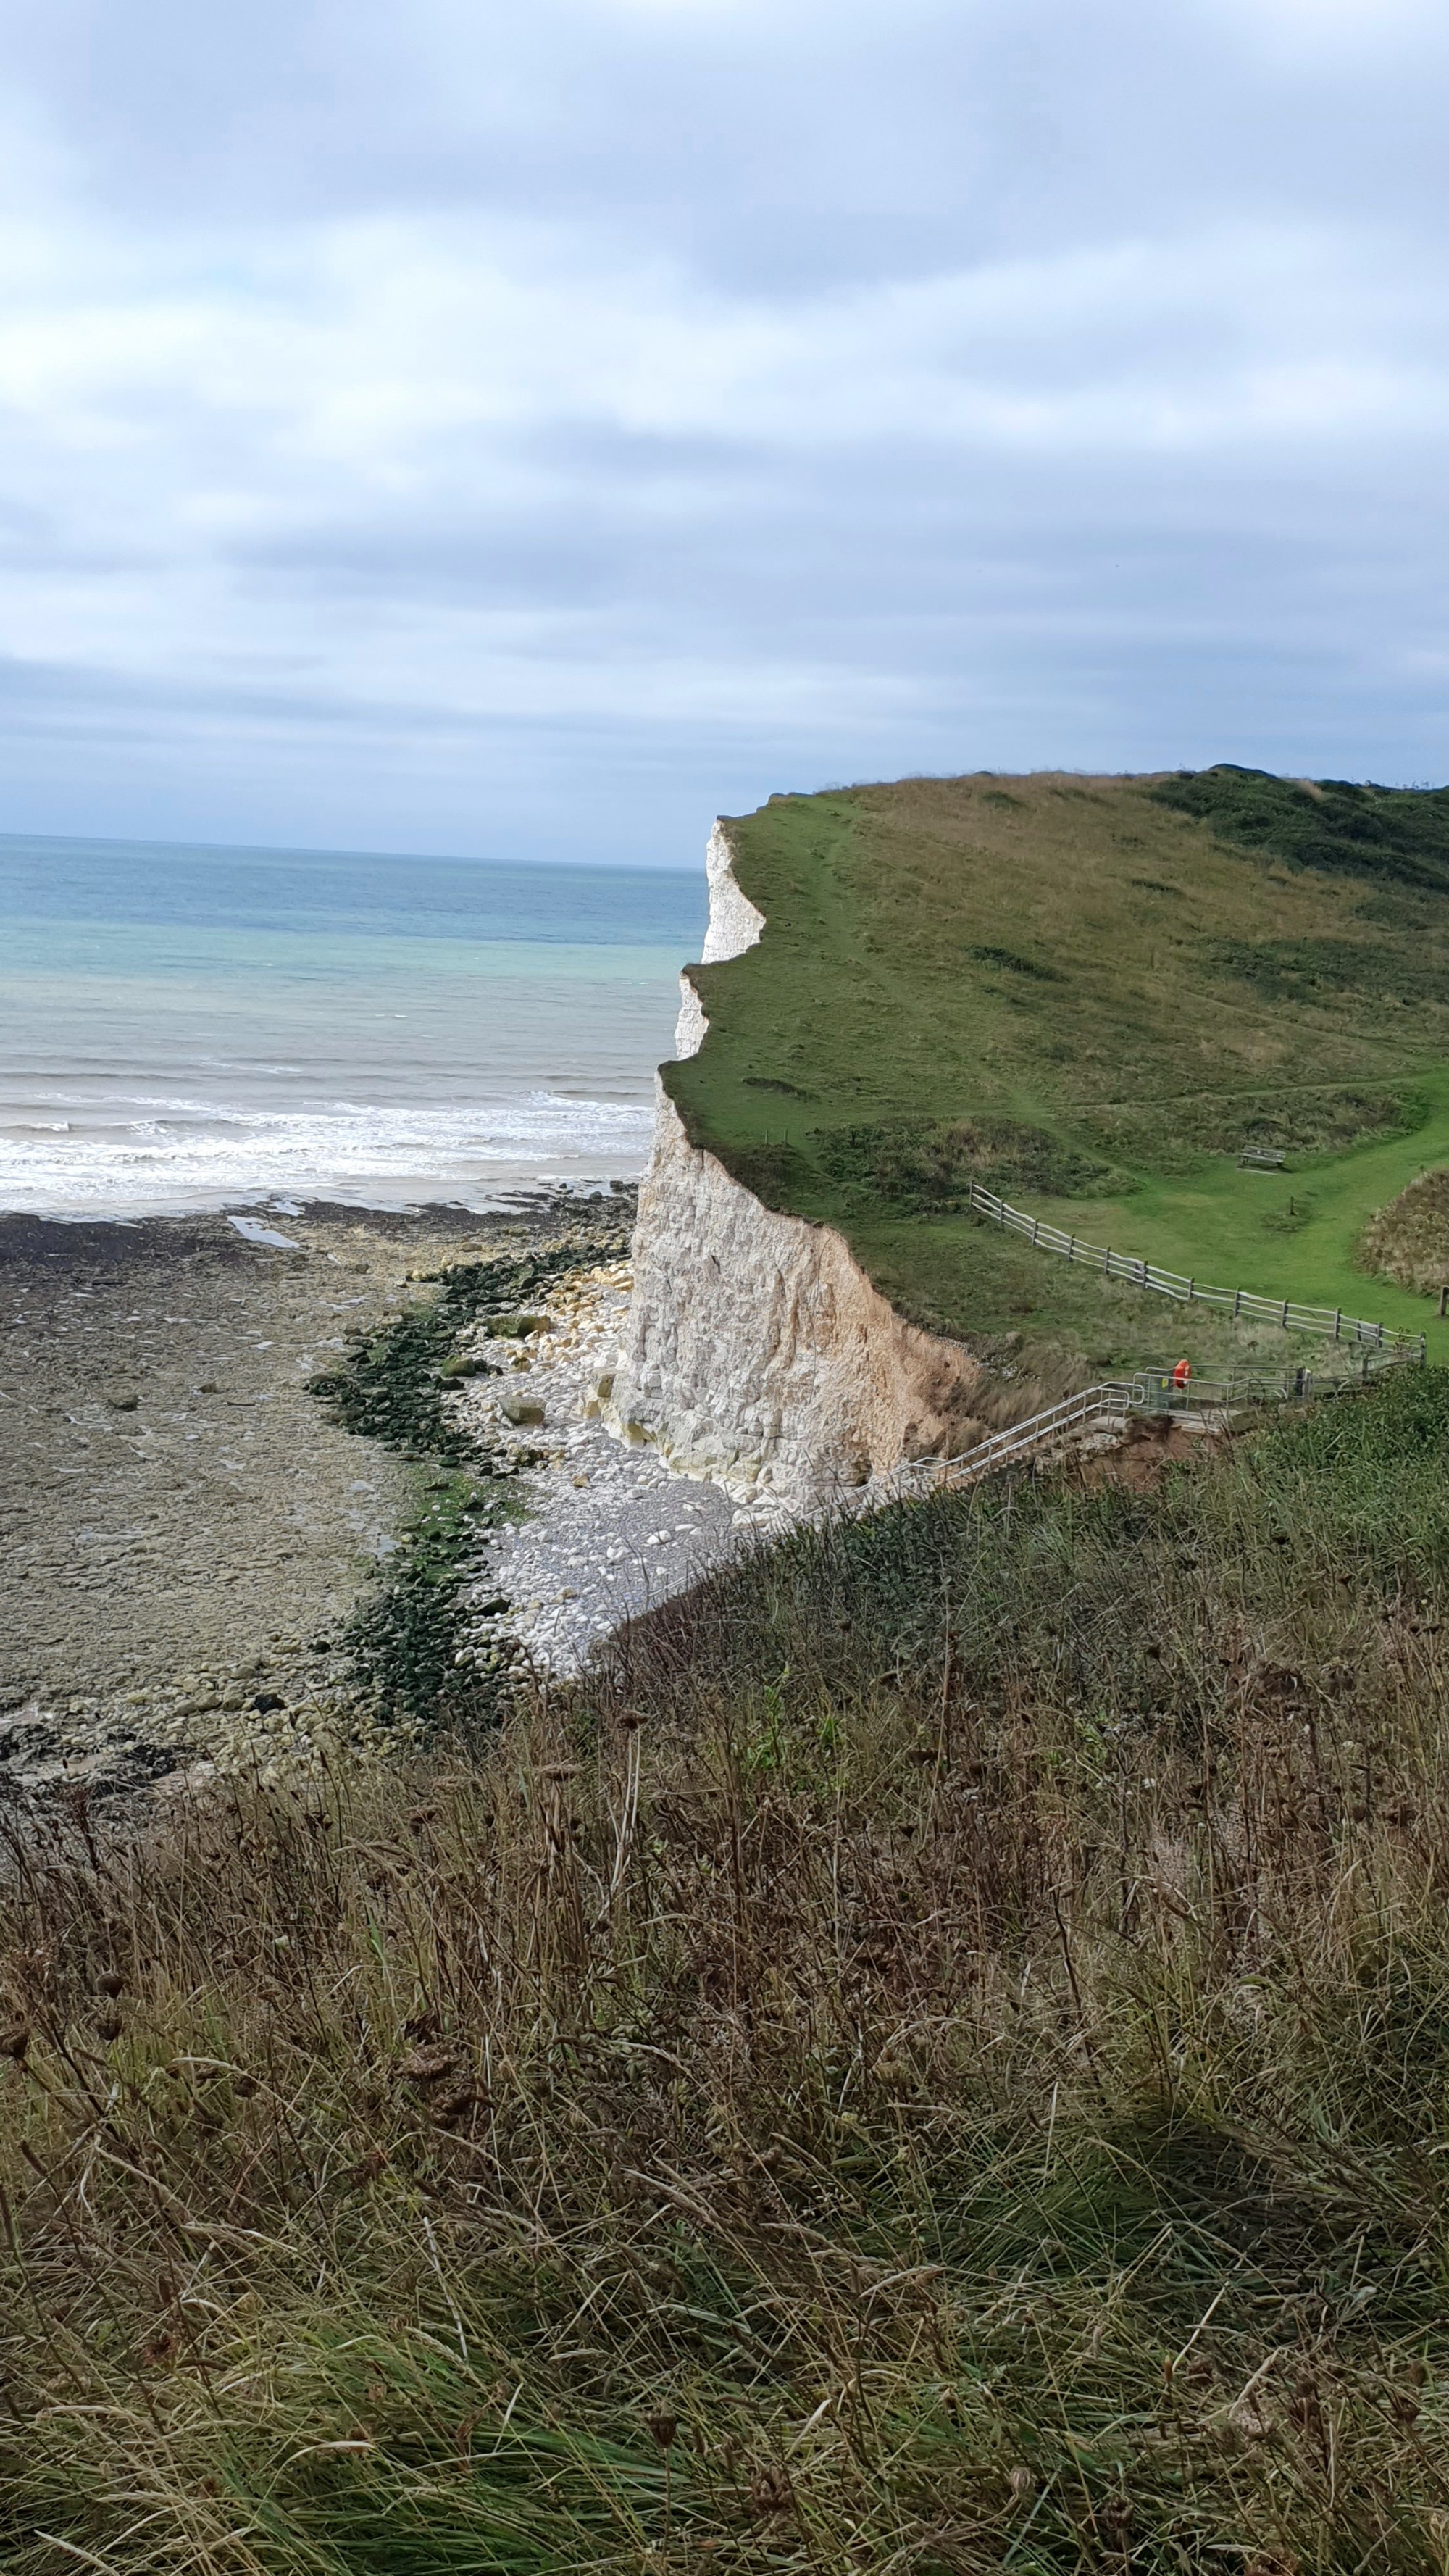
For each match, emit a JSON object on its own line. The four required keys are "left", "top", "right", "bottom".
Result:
{"left": 0, "top": 0, "right": 1444, "bottom": 862}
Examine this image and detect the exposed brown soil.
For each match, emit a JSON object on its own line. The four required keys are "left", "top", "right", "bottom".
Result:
{"left": 1077, "top": 1411, "right": 1222, "bottom": 1491}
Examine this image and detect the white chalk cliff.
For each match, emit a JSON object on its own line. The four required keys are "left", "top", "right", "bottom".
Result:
{"left": 609, "top": 822, "right": 1003, "bottom": 1506}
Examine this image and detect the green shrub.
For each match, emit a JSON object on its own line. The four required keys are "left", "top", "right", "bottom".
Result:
{"left": 1152, "top": 762, "right": 1449, "bottom": 894}
{"left": 816, "top": 1114, "right": 1111, "bottom": 1211}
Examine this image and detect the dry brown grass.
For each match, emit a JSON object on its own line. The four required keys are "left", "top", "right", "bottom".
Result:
{"left": 4, "top": 1372, "right": 1449, "bottom": 2569}
{"left": 1361, "top": 1167, "right": 1449, "bottom": 1293}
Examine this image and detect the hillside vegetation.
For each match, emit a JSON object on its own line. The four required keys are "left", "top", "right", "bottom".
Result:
{"left": 667, "top": 767, "right": 1449, "bottom": 1381}
{"left": 5, "top": 1373, "right": 1449, "bottom": 2567}
{"left": 1361, "top": 1170, "right": 1449, "bottom": 1296}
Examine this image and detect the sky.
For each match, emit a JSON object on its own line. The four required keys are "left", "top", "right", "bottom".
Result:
{"left": 0, "top": 0, "right": 1445, "bottom": 867}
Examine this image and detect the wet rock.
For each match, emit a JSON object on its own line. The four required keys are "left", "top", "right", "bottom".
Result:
{"left": 2, "top": 1193, "right": 635, "bottom": 1794}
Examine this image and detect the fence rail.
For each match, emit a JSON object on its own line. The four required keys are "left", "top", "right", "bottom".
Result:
{"left": 885, "top": 1381, "right": 1134, "bottom": 1498}
{"left": 887, "top": 1340, "right": 1422, "bottom": 1502}
{"left": 962, "top": 1179, "right": 1426, "bottom": 1357}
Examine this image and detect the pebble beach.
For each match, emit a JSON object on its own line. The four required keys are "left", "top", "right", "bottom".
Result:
{"left": 448, "top": 1257, "right": 790, "bottom": 1678}
{"left": 0, "top": 1188, "right": 773, "bottom": 1804}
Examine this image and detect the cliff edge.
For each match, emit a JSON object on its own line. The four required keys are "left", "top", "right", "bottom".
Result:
{"left": 609, "top": 823, "right": 996, "bottom": 1504}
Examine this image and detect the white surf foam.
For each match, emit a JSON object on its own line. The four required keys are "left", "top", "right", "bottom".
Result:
{"left": 0, "top": 1091, "right": 656, "bottom": 1217}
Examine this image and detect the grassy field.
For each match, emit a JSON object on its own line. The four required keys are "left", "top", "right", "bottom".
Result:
{"left": 667, "top": 767, "right": 1449, "bottom": 1380}
{"left": 7, "top": 1372, "right": 1449, "bottom": 2567}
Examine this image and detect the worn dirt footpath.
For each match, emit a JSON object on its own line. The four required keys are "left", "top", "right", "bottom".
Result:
{"left": 0, "top": 1193, "right": 632, "bottom": 1798}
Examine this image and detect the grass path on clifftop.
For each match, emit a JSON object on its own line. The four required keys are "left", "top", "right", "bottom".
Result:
{"left": 665, "top": 769, "right": 1449, "bottom": 1379}
{"left": 1024, "top": 1059, "right": 1449, "bottom": 1320}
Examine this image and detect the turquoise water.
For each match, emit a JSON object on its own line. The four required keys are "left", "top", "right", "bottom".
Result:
{"left": 0, "top": 834, "right": 706, "bottom": 1214}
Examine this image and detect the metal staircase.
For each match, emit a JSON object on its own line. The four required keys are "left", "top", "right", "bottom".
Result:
{"left": 885, "top": 1341, "right": 1421, "bottom": 1504}
{"left": 887, "top": 1381, "right": 1137, "bottom": 1499}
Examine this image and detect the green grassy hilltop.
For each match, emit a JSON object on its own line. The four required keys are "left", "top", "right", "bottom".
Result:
{"left": 667, "top": 767, "right": 1449, "bottom": 1380}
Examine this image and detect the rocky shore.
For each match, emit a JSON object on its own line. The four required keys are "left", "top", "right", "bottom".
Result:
{"left": 448, "top": 1258, "right": 792, "bottom": 1678}
{"left": 0, "top": 1188, "right": 688, "bottom": 1801}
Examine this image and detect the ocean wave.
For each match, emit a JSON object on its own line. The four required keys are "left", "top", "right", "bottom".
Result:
{"left": 0, "top": 1091, "right": 656, "bottom": 1215}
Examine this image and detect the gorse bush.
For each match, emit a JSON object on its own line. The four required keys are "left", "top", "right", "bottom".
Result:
{"left": 1151, "top": 764, "right": 1449, "bottom": 896}
{"left": 1361, "top": 1168, "right": 1449, "bottom": 1296}
{"left": 814, "top": 1116, "right": 1111, "bottom": 1213}
{"left": 1078, "top": 1082, "right": 1418, "bottom": 1174}
{"left": 4, "top": 1373, "right": 1449, "bottom": 2568}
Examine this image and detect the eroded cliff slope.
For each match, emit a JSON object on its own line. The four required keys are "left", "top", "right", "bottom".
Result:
{"left": 611, "top": 825, "right": 1001, "bottom": 1503}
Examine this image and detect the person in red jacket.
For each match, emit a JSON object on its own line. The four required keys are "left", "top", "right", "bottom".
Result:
{"left": 1172, "top": 1358, "right": 1191, "bottom": 1396}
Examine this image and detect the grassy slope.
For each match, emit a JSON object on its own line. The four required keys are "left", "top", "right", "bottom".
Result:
{"left": 8, "top": 1375, "right": 1449, "bottom": 2568}
{"left": 665, "top": 770, "right": 1449, "bottom": 1379}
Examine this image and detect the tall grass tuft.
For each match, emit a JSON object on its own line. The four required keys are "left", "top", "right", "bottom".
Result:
{"left": 4, "top": 1370, "right": 1449, "bottom": 2567}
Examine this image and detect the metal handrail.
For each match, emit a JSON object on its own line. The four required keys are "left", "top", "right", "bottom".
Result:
{"left": 887, "top": 1381, "right": 1135, "bottom": 1498}
{"left": 889, "top": 1340, "right": 1421, "bottom": 1501}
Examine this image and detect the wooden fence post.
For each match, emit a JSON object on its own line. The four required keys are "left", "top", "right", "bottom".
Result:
{"left": 963, "top": 1178, "right": 1400, "bottom": 1356}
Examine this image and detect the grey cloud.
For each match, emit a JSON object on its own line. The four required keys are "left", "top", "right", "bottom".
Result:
{"left": 0, "top": 0, "right": 1442, "bottom": 856}
{"left": 7, "top": 1, "right": 1445, "bottom": 263}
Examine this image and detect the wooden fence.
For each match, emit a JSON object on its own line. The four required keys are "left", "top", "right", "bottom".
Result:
{"left": 963, "top": 1180, "right": 1426, "bottom": 1357}
{"left": 884, "top": 1344, "right": 1424, "bottom": 1502}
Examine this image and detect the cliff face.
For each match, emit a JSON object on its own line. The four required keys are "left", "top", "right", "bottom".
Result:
{"left": 609, "top": 822, "right": 998, "bottom": 1506}
{"left": 699, "top": 817, "right": 766, "bottom": 964}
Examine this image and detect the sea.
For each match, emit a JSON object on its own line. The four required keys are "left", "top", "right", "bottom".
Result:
{"left": 0, "top": 833, "right": 706, "bottom": 1217}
